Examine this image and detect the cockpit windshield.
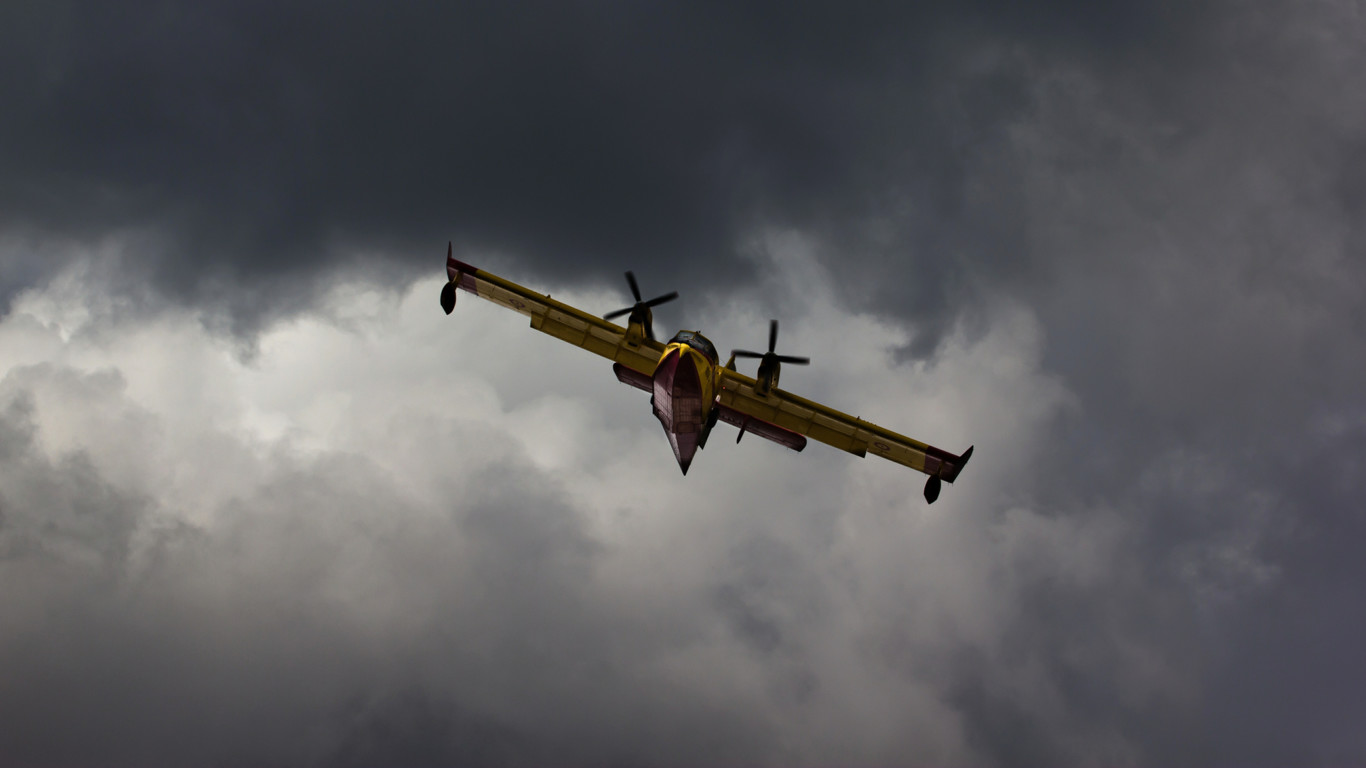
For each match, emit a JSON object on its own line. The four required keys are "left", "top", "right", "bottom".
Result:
{"left": 669, "top": 330, "right": 719, "bottom": 364}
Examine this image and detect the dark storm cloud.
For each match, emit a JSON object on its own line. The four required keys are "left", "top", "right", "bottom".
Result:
{"left": 909, "top": 4, "right": 1366, "bottom": 757}
{"left": 1, "top": 0, "right": 1201, "bottom": 329}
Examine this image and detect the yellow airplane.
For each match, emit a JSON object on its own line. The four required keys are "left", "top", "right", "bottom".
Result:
{"left": 440, "top": 244, "right": 973, "bottom": 503}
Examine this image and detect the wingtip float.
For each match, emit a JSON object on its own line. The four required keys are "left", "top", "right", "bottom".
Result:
{"left": 438, "top": 245, "right": 974, "bottom": 503}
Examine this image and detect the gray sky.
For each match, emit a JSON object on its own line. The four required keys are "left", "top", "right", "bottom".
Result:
{"left": 2, "top": 1, "right": 1364, "bottom": 765}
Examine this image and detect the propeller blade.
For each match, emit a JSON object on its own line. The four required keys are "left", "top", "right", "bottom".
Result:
{"left": 736, "top": 320, "right": 811, "bottom": 368}
{"left": 607, "top": 271, "right": 677, "bottom": 334}
{"left": 641, "top": 291, "right": 679, "bottom": 309}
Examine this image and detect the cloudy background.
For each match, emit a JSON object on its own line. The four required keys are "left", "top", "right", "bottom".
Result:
{"left": 1, "top": 1, "right": 1364, "bottom": 765}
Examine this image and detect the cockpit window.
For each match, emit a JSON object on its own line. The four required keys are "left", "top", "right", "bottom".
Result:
{"left": 669, "top": 330, "right": 718, "bottom": 364}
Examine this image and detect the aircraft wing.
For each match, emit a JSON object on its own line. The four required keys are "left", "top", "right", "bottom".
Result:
{"left": 443, "top": 246, "right": 666, "bottom": 376}
{"left": 717, "top": 367, "right": 973, "bottom": 500}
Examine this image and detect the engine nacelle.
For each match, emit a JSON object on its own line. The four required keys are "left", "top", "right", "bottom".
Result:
{"left": 732, "top": 320, "right": 807, "bottom": 397}
{"left": 754, "top": 357, "right": 781, "bottom": 396}
{"left": 624, "top": 307, "right": 655, "bottom": 345}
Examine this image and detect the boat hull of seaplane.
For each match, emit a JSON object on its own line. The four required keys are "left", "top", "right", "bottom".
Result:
{"left": 650, "top": 347, "right": 709, "bottom": 475}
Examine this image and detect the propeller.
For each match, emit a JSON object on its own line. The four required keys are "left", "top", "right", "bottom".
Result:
{"left": 603, "top": 271, "right": 678, "bottom": 340}
{"left": 731, "top": 320, "right": 810, "bottom": 367}
{"left": 732, "top": 320, "right": 808, "bottom": 394}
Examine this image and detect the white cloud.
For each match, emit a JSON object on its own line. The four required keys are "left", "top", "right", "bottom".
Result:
{"left": 0, "top": 237, "right": 1279, "bottom": 765}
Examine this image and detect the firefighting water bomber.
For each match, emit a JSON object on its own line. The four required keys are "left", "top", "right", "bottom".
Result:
{"left": 440, "top": 244, "right": 973, "bottom": 503}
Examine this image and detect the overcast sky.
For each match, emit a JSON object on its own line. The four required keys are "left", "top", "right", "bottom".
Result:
{"left": 2, "top": 1, "right": 1364, "bottom": 766}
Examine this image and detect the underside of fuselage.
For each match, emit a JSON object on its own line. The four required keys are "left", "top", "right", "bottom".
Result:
{"left": 652, "top": 347, "right": 708, "bottom": 474}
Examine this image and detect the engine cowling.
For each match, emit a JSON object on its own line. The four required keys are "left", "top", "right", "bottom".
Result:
{"left": 754, "top": 357, "right": 781, "bottom": 396}
{"left": 733, "top": 319, "right": 807, "bottom": 397}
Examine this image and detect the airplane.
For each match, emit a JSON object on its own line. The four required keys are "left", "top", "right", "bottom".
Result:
{"left": 439, "top": 243, "right": 973, "bottom": 503}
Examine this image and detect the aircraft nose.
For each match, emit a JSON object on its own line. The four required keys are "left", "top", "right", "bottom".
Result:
{"left": 653, "top": 348, "right": 704, "bottom": 474}
{"left": 668, "top": 430, "right": 700, "bottom": 475}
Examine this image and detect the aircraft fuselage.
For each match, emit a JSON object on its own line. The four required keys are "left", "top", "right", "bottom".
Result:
{"left": 650, "top": 340, "right": 719, "bottom": 474}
